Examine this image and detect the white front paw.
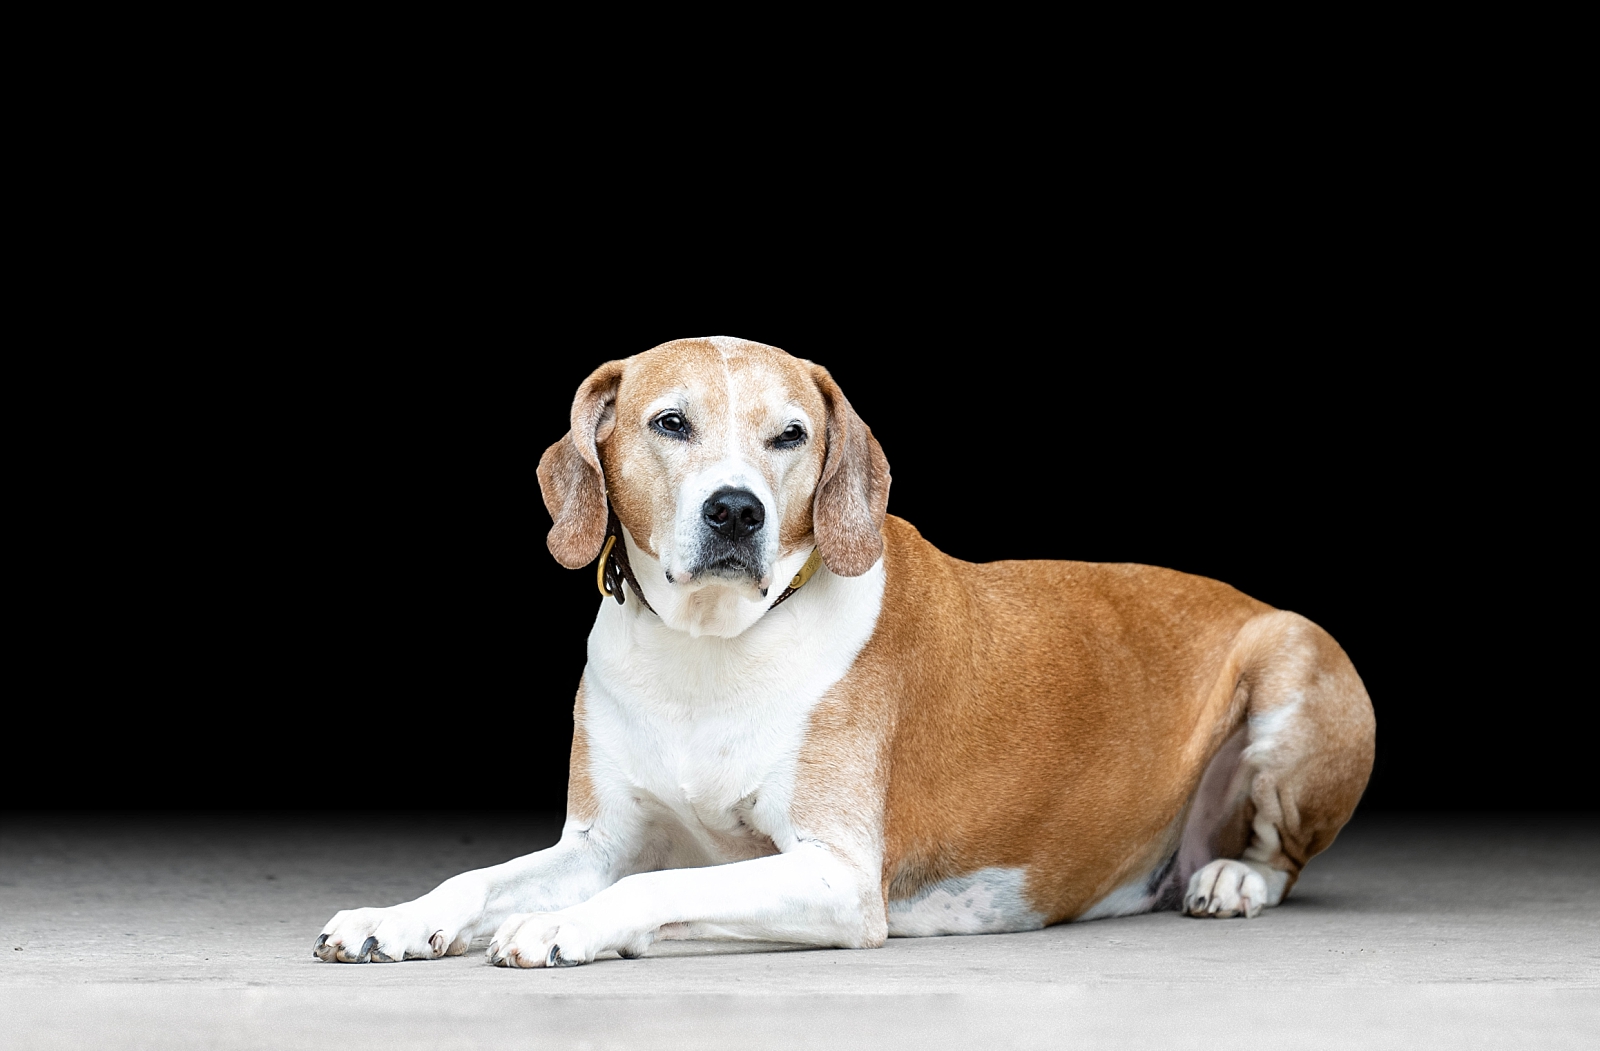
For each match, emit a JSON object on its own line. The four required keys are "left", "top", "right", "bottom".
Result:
{"left": 314, "top": 902, "right": 472, "bottom": 964}
{"left": 486, "top": 910, "right": 646, "bottom": 969}
{"left": 1184, "top": 859, "right": 1270, "bottom": 919}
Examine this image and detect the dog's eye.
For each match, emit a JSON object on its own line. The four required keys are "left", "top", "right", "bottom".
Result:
{"left": 773, "top": 423, "right": 806, "bottom": 448}
{"left": 652, "top": 412, "right": 690, "bottom": 438}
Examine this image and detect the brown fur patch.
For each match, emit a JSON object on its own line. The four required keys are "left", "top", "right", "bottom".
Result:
{"left": 566, "top": 677, "right": 598, "bottom": 823}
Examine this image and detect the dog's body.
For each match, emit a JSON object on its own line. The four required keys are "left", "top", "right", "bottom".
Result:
{"left": 316, "top": 337, "right": 1375, "bottom": 966}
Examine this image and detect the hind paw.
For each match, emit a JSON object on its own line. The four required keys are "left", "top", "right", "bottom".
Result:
{"left": 1184, "top": 859, "right": 1283, "bottom": 918}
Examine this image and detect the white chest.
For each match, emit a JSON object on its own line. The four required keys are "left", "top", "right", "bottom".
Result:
{"left": 579, "top": 561, "right": 884, "bottom": 858}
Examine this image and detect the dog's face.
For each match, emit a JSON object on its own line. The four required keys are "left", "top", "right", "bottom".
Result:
{"left": 538, "top": 337, "right": 890, "bottom": 633}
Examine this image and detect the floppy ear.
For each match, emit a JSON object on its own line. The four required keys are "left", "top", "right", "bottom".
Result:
{"left": 537, "top": 360, "right": 627, "bottom": 569}
{"left": 810, "top": 364, "right": 891, "bottom": 576}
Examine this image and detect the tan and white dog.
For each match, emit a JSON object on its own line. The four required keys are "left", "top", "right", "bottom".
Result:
{"left": 315, "top": 336, "right": 1376, "bottom": 967}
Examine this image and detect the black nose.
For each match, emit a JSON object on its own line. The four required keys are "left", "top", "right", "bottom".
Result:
{"left": 702, "top": 487, "right": 765, "bottom": 539}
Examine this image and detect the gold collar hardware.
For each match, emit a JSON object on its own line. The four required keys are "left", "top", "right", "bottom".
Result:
{"left": 766, "top": 547, "right": 823, "bottom": 612}
{"left": 789, "top": 548, "right": 823, "bottom": 591}
{"left": 595, "top": 534, "right": 619, "bottom": 600}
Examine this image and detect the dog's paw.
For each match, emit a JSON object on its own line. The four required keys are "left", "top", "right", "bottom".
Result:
{"left": 486, "top": 910, "right": 647, "bottom": 969}
{"left": 1184, "top": 859, "right": 1271, "bottom": 919}
{"left": 314, "top": 903, "right": 472, "bottom": 964}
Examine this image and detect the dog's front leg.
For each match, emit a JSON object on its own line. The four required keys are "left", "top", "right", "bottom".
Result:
{"left": 314, "top": 823, "right": 621, "bottom": 963}
{"left": 488, "top": 841, "right": 881, "bottom": 967}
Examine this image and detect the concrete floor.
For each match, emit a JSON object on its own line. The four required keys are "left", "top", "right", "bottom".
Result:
{"left": 1, "top": 812, "right": 1596, "bottom": 1050}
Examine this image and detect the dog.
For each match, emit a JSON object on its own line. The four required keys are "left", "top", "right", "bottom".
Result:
{"left": 314, "top": 336, "right": 1375, "bottom": 967}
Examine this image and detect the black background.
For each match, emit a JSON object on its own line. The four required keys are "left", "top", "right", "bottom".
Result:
{"left": 16, "top": 138, "right": 1588, "bottom": 815}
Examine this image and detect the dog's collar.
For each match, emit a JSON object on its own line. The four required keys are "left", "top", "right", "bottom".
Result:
{"left": 596, "top": 509, "right": 823, "bottom": 616}
{"left": 596, "top": 511, "right": 656, "bottom": 614}
{"left": 767, "top": 545, "right": 824, "bottom": 611}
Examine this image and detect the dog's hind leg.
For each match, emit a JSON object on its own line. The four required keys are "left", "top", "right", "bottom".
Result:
{"left": 1177, "top": 611, "right": 1376, "bottom": 918}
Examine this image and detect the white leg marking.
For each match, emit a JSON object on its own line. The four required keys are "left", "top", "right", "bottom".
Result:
{"left": 488, "top": 843, "right": 873, "bottom": 967}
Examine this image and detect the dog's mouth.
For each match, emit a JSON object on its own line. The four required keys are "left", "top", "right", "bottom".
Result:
{"left": 686, "top": 553, "right": 769, "bottom": 590}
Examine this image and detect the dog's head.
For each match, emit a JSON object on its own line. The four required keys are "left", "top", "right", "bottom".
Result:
{"left": 538, "top": 336, "right": 890, "bottom": 635}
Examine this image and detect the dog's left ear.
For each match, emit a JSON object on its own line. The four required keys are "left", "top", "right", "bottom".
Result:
{"left": 538, "top": 359, "right": 627, "bottom": 569}
{"left": 810, "top": 364, "right": 891, "bottom": 576}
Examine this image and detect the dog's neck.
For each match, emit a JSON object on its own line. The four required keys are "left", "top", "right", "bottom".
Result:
{"left": 619, "top": 526, "right": 819, "bottom": 639}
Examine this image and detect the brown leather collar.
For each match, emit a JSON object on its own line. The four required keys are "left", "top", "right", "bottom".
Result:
{"left": 597, "top": 508, "right": 823, "bottom": 616}
{"left": 598, "top": 508, "right": 658, "bottom": 614}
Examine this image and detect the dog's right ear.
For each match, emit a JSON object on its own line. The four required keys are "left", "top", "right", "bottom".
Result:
{"left": 537, "top": 359, "right": 627, "bottom": 569}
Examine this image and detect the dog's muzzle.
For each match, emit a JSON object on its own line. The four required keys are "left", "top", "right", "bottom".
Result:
{"left": 693, "top": 487, "right": 768, "bottom": 580}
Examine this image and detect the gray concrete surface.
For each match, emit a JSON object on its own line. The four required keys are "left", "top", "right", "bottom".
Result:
{"left": 2, "top": 812, "right": 1596, "bottom": 1049}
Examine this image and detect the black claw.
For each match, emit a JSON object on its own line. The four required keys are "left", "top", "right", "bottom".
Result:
{"left": 1194, "top": 896, "right": 1207, "bottom": 910}
{"left": 314, "top": 933, "right": 329, "bottom": 956}
{"left": 360, "top": 936, "right": 378, "bottom": 960}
